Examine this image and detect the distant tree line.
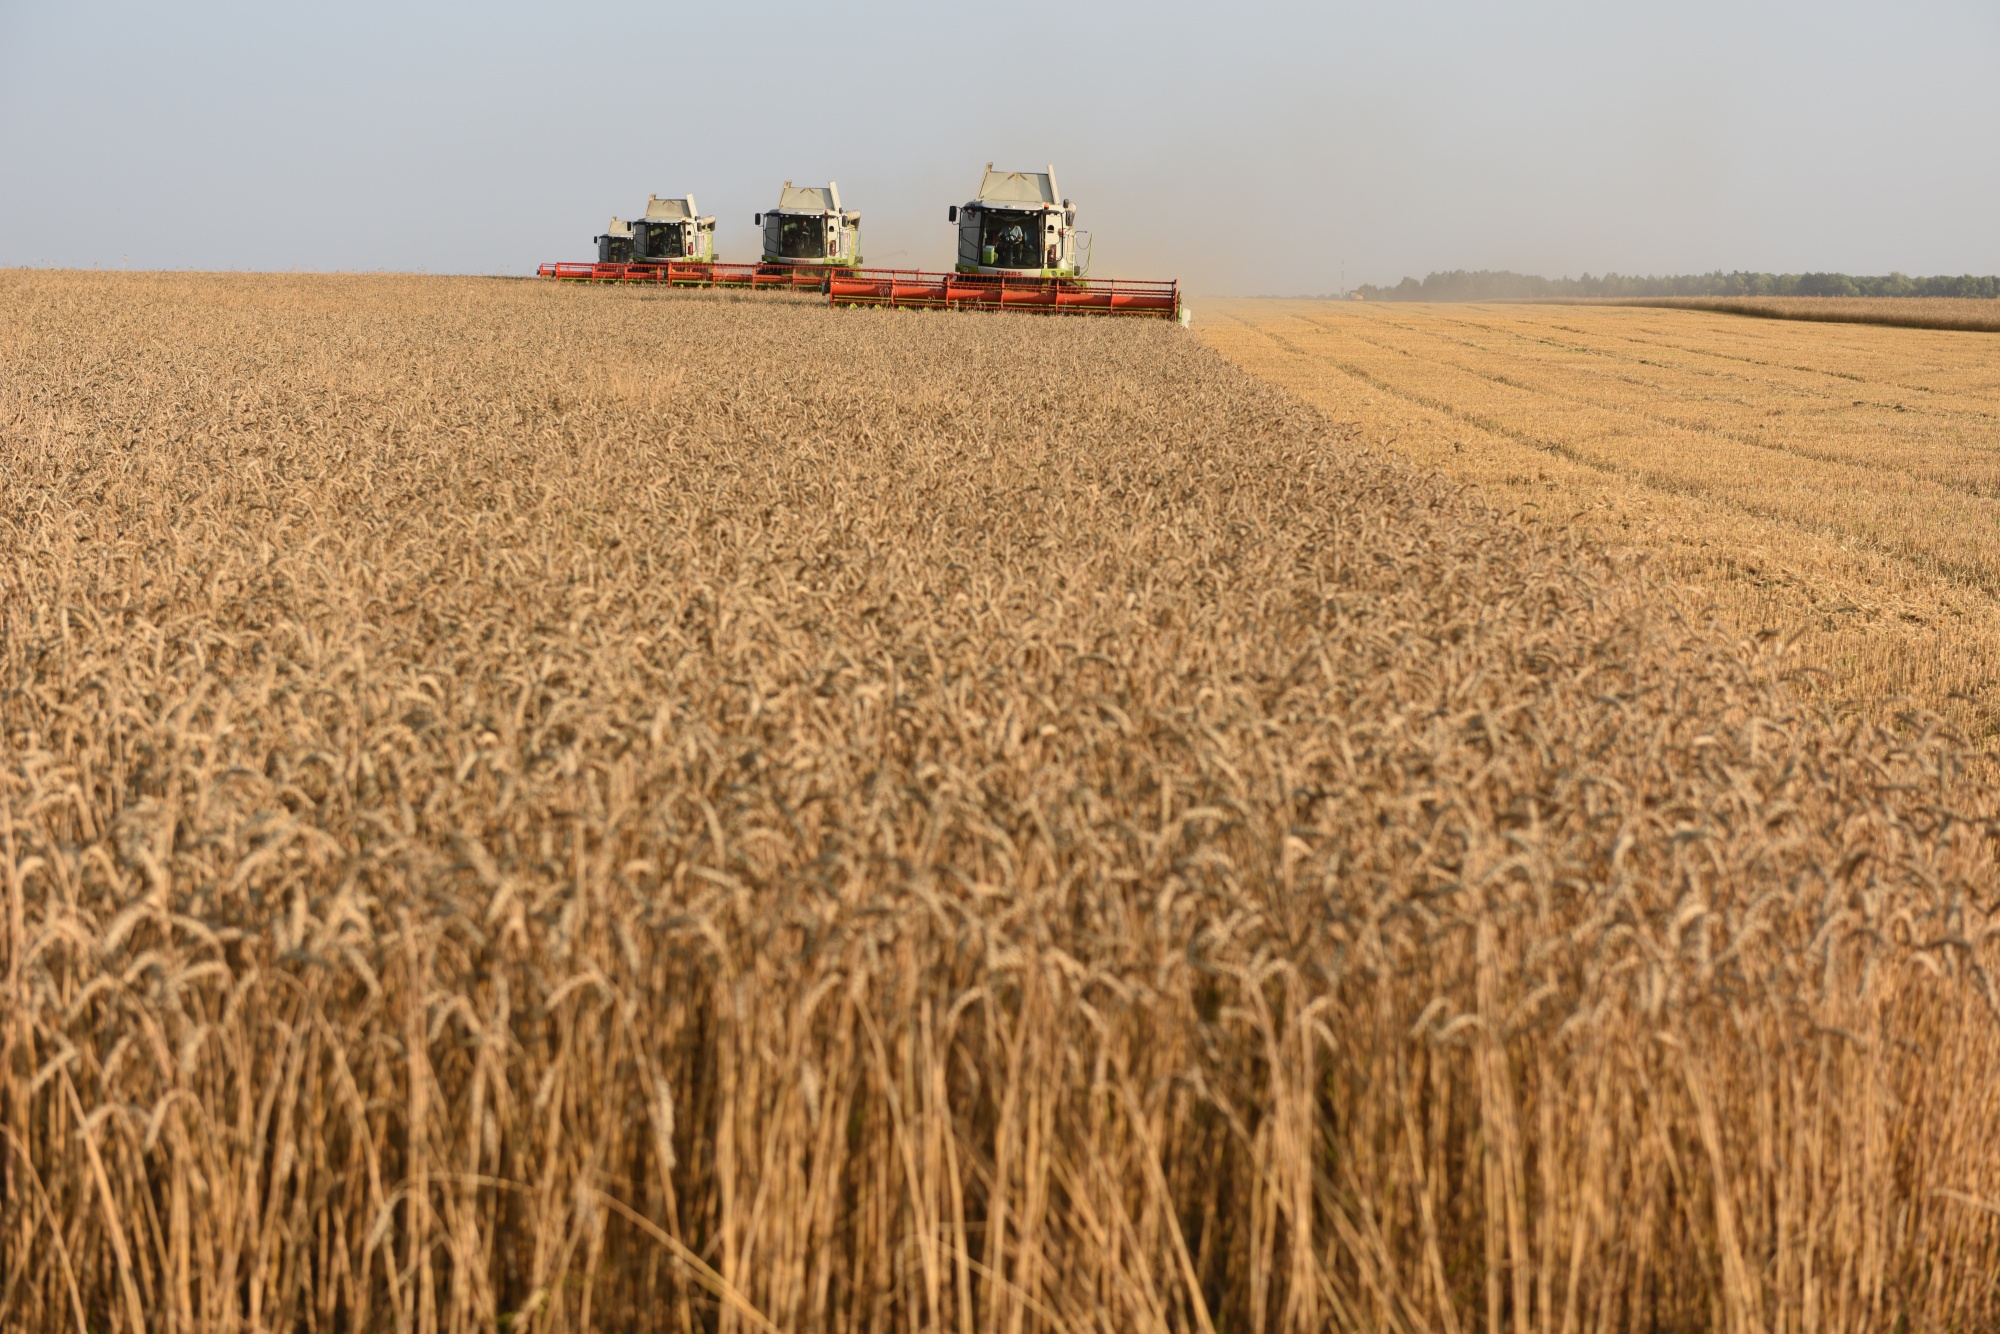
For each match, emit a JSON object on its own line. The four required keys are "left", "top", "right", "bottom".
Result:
{"left": 1352, "top": 270, "right": 2000, "bottom": 302}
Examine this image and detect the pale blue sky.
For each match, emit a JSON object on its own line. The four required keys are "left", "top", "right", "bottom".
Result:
{"left": 2, "top": 0, "right": 1995, "bottom": 294}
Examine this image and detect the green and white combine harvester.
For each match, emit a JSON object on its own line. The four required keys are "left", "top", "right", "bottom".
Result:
{"left": 755, "top": 181, "right": 861, "bottom": 271}
{"left": 595, "top": 196, "right": 715, "bottom": 265}
{"left": 632, "top": 195, "right": 717, "bottom": 264}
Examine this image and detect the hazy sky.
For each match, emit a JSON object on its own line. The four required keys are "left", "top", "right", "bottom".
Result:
{"left": 3, "top": 0, "right": 1995, "bottom": 294}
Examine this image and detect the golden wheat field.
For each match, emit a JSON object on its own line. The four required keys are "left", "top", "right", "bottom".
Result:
{"left": 4, "top": 271, "right": 1999, "bottom": 1334}
{"left": 1203, "top": 298, "right": 2000, "bottom": 744}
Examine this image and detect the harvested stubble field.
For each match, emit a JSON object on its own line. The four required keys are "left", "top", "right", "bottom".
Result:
{"left": 3, "top": 271, "right": 1999, "bottom": 1334}
{"left": 1564, "top": 296, "right": 2000, "bottom": 335}
{"left": 1204, "top": 298, "right": 2000, "bottom": 746}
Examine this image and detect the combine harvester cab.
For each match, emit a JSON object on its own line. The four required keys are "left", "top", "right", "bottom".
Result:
{"left": 595, "top": 217, "right": 634, "bottom": 264}
{"left": 631, "top": 195, "right": 717, "bottom": 264}
{"left": 826, "top": 163, "right": 1178, "bottom": 319}
{"left": 952, "top": 163, "right": 1081, "bottom": 277}
{"left": 754, "top": 181, "right": 861, "bottom": 278}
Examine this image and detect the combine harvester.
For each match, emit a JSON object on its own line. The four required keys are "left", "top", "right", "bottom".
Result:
{"left": 544, "top": 181, "right": 852, "bottom": 292}
{"left": 541, "top": 165, "right": 1179, "bottom": 320}
{"left": 632, "top": 195, "right": 717, "bottom": 264}
{"left": 594, "top": 197, "right": 714, "bottom": 264}
{"left": 825, "top": 164, "right": 1178, "bottom": 319}
{"left": 757, "top": 181, "right": 861, "bottom": 272}
{"left": 595, "top": 217, "right": 633, "bottom": 263}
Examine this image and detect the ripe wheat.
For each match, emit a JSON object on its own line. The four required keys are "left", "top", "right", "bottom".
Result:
{"left": 4, "top": 272, "right": 1998, "bottom": 1333}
